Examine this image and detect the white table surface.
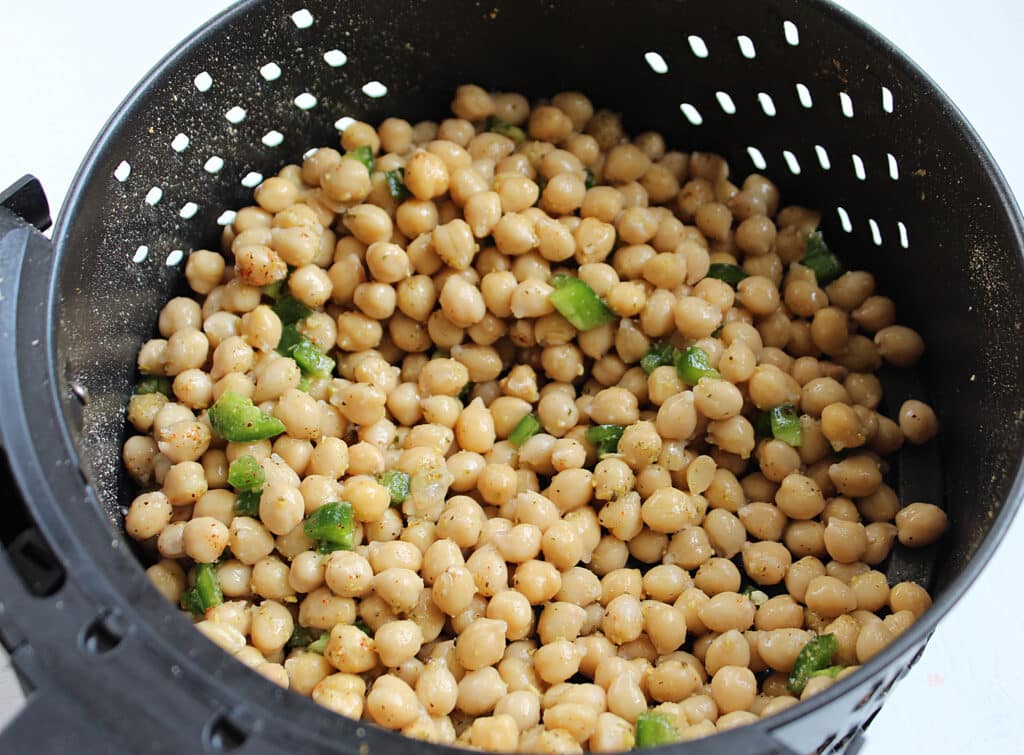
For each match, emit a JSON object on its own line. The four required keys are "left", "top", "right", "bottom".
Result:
{"left": 1, "top": 1, "right": 1022, "bottom": 752}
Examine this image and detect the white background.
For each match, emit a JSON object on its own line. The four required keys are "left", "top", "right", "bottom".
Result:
{"left": 0, "top": 1, "right": 1022, "bottom": 752}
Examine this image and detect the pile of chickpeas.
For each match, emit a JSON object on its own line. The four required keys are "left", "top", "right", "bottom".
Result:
{"left": 122, "top": 84, "right": 949, "bottom": 752}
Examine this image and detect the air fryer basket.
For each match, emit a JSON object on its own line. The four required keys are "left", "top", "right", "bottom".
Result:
{"left": 0, "top": 0, "right": 1022, "bottom": 752}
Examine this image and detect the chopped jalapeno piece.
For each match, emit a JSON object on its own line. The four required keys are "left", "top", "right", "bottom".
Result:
{"left": 135, "top": 376, "right": 172, "bottom": 397}
{"left": 354, "top": 619, "right": 372, "bottom": 636}
{"left": 509, "top": 413, "right": 542, "bottom": 448}
{"left": 384, "top": 168, "right": 412, "bottom": 201}
{"left": 286, "top": 624, "right": 315, "bottom": 649}
{"left": 634, "top": 712, "right": 679, "bottom": 748}
{"left": 705, "top": 262, "right": 749, "bottom": 287}
{"left": 180, "top": 562, "right": 223, "bottom": 618}
{"left": 276, "top": 324, "right": 304, "bottom": 356}
{"left": 228, "top": 455, "right": 265, "bottom": 491}
{"left": 769, "top": 404, "right": 803, "bottom": 447}
{"left": 810, "top": 665, "right": 845, "bottom": 679}
{"left": 306, "top": 633, "right": 329, "bottom": 654}
{"left": 297, "top": 376, "right": 311, "bottom": 393}
{"left": 584, "top": 168, "right": 596, "bottom": 189}
{"left": 378, "top": 470, "right": 410, "bottom": 506}
{"left": 345, "top": 144, "right": 374, "bottom": 175}
{"left": 235, "top": 489, "right": 261, "bottom": 518}
{"left": 261, "top": 279, "right": 285, "bottom": 300}
{"left": 208, "top": 391, "right": 286, "bottom": 442}
{"left": 802, "top": 231, "right": 844, "bottom": 285}
{"left": 586, "top": 424, "right": 626, "bottom": 457}
{"left": 640, "top": 341, "right": 680, "bottom": 375}
{"left": 788, "top": 633, "right": 839, "bottom": 695}
{"left": 304, "top": 501, "right": 355, "bottom": 553}
{"left": 675, "top": 346, "right": 721, "bottom": 385}
{"left": 271, "top": 295, "right": 312, "bottom": 326}
{"left": 486, "top": 116, "right": 526, "bottom": 144}
{"left": 548, "top": 274, "right": 617, "bottom": 331}
{"left": 288, "top": 337, "right": 336, "bottom": 379}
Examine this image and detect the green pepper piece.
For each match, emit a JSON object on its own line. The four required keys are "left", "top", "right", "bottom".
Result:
{"left": 705, "top": 262, "right": 749, "bottom": 287}
{"left": 769, "top": 404, "right": 803, "bottom": 447}
{"left": 135, "top": 376, "right": 173, "bottom": 397}
{"left": 548, "top": 274, "right": 617, "bottom": 331}
{"left": 304, "top": 501, "right": 355, "bottom": 553}
{"left": 509, "top": 413, "right": 542, "bottom": 448}
{"left": 586, "top": 424, "right": 626, "bottom": 457}
{"left": 286, "top": 624, "right": 315, "bottom": 649}
{"left": 378, "top": 470, "right": 410, "bottom": 506}
{"left": 289, "top": 337, "right": 336, "bottom": 379}
{"left": 261, "top": 279, "right": 285, "bottom": 300}
{"left": 634, "top": 712, "right": 679, "bottom": 748}
{"left": 354, "top": 619, "right": 372, "bottom": 636}
{"left": 276, "top": 324, "right": 304, "bottom": 356}
{"left": 345, "top": 144, "right": 375, "bottom": 175}
{"left": 228, "top": 455, "right": 265, "bottom": 491}
{"left": 384, "top": 168, "right": 412, "bottom": 201}
{"left": 584, "top": 168, "right": 596, "bottom": 190}
{"left": 272, "top": 295, "right": 312, "bottom": 327}
{"left": 810, "top": 665, "right": 845, "bottom": 679}
{"left": 297, "top": 376, "right": 311, "bottom": 393}
{"left": 640, "top": 342, "right": 680, "bottom": 375}
{"left": 307, "top": 634, "right": 329, "bottom": 654}
{"left": 788, "top": 633, "right": 839, "bottom": 695}
{"left": 675, "top": 346, "right": 721, "bottom": 385}
{"left": 180, "top": 562, "right": 223, "bottom": 618}
{"left": 235, "top": 489, "right": 261, "bottom": 517}
{"left": 208, "top": 391, "right": 286, "bottom": 442}
{"left": 802, "top": 231, "right": 844, "bottom": 285}
{"left": 486, "top": 116, "right": 526, "bottom": 145}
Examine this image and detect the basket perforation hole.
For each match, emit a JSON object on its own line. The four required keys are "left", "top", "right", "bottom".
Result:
{"left": 241, "top": 172, "right": 263, "bottom": 188}
{"left": 757, "top": 92, "right": 777, "bottom": 117}
{"left": 687, "top": 35, "right": 709, "bottom": 58}
{"left": 887, "top": 153, "right": 900, "bottom": 180}
{"left": 165, "top": 249, "right": 185, "bottom": 267}
{"left": 290, "top": 8, "right": 314, "bottom": 28}
{"left": 225, "top": 106, "right": 247, "bottom": 124}
{"left": 132, "top": 245, "right": 149, "bottom": 263}
{"left": 204, "top": 156, "right": 225, "bottom": 174}
{"left": 217, "top": 210, "right": 237, "bottom": 226}
{"left": 144, "top": 187, "right": 163, "bottom": 206}
{"left": 179, "top": 202, "right": 199, "bottom": 219}
{"left": 81, "top": 612, "right": 125, "bottom": 655}
{"left": 839, "top": 92, "right": 855, "bottom": 118}
{"left": 205, "top": 714, "right": 248, "bottom": 752}
{"left": 796, "top": 83, "right": 812, "bottom": 108}
{"left": 882, "top": 86, "right": 895, "bottom": 113}
{"left": 868, "top": 218, "right": 883, "bottom": 246}
{"left": 262, "top": 130, "right": 284, "bottom": 148}
{"left": 782, "top": 150, "right": 801, "bottom": 175}
{"left": 814, "top": 145, "right": 831, "bottom": 170}
{"left": 193, "top": 71, "right": 213, "bottom": 92}
{"left": 898, "top": 221, "right": 910, "bottom": 248}
{"left": 678, "top": 103, "right": 703, "bottom": 126}
{"left": 302, "top": 147, "right": 319, "bottom": 160}
{"left": 715, "top": 91, "right": 736, "bottom": 115}
{"left": 747, "top": 146, "right": 767, "bottom": 170}
{"left": 170, "top": 133, "right": 190, "bottom": 153}
{"left": 784, "top": 20, "right": 800, "bottom": 45}
{"left": 736, "top": 35, "right": 756, "bottom": 59}
{"left": 836, "top": 206, "right": 853, "bottom": 233}
{"left": 113, "top": 161, "right": 131, "bottom": 182}
{"left": 362, "top": 81, "right": 388, "bottom": 98}
{"left": 323, "top": 49, "right": 348, "bottom": 67}
{"left": 334, "top": 116, "right": 356, "bottom": 132}
{"left": 644, "top": 51, "right": 668, "bottom": 74}
{"left": 851, "top": 153, "right": 867, "bottom": 180}
{"left": 294, "top": 92, "right": 318, "bottom": 110}
{"left": 259, "top": 62, "right": 282, "bottom": 81}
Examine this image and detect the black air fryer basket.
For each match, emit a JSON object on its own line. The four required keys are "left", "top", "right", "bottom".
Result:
{"left": 1, "top": 1, "right": 1022, "bottom": 753}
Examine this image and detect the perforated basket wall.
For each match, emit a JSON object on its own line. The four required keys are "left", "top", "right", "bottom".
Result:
{"left": 1, "top": 0, "right": 1015, "bottom": 752}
